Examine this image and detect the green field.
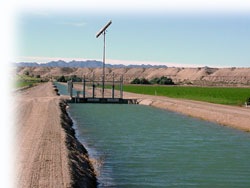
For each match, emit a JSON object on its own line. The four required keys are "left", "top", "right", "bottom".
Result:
{"left": 15, "top": 81, "right": 38, "bottom": 88}
{"left": 15, "top": 75, "right": 42, "bottom": 88}
{"left": 109, "top": 85, "right": 250, "bottom": 106}
{"left": 18, "top": 75, "right": 41, "bottom": 81}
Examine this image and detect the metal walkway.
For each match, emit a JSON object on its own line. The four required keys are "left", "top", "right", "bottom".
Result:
{"left": 67, "top": 97, "right": 137, "bottom": 104}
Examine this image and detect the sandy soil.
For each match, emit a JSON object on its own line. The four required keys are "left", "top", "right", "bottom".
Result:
{"left": 71, "top": 83, "right": 250, "bottom": 132}
{"left": 15, "top": 82, "right": 96, "bottom": 188}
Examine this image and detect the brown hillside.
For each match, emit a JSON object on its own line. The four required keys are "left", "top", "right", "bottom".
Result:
{"left": 16, "top": 67, "right": 250, "bottom": 86}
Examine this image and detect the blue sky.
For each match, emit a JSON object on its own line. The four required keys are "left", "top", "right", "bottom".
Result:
{"left": 17, "top": 12, "right": 250, "bottom": 67}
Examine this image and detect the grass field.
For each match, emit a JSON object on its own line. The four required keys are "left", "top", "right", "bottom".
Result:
{"left": 106, "top": 85, "right": 250, "bottom": 106}
{"left": 15, "top": 81, "right": 38, "bottom": 88}
{"left": 18, "top": 75, "right": 41, "bottom": 81}
{"left": 15, "top": 75, "right": 42, "bottom": 88}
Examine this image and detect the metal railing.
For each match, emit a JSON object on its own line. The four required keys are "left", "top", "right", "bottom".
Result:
{"left": 67, "top": 74, "right": 124, "bottom": 99}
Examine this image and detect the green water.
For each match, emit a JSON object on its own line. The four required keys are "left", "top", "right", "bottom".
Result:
{"left": 68, "top": 104, "right": 250, "bottom": 188}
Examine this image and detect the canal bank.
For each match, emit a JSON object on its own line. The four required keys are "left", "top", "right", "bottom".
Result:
{"left": 137, "top": 97, "right": 250, "bottom": 132}
{"left": 54, "top": 82, "right": 98, "bottom": 187}
{"left": 59, "top": 100, "right": 97, "bottom": 188}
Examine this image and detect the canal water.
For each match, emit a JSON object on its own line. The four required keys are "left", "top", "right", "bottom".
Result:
{"left": 53, "top": 82, "right": 79, "bottom": 96}
{"left": 55, "top": 82, "right": 250, "bottom": 187}
{"left": 69, "top": 104, "right": 250, "bottom": 188}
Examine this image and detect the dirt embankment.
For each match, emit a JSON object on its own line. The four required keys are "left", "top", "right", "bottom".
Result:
{"left": 59, "top": 101, "right": 97, "bottom": 188}
{"left": 129, "top": 94, "right": 250, "bottom": 132}
{"left": 137, "top": 96, "right": 250, "bottom": 132}
{"left": 16, "top": 66, "right": 250, "bottom": 86}
{"left": 15, "top": 82, "right": 97, "bottom": 188}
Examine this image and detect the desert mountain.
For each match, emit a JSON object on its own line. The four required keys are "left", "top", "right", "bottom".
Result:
{"left": 14, "top": 60, "right": 167, "bottom": 68}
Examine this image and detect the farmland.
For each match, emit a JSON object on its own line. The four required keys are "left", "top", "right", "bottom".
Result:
{"left": 15, "top": 75, "right": 44, "bottom": 88}
{"left": 121, "top": 85, "right": 250, "bottom": 106}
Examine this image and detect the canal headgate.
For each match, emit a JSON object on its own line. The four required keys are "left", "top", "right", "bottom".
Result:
{"left": 67, "top": 75, "right": 136, "bottom": 104}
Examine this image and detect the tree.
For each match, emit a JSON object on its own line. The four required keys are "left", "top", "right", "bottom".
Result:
{"left": 36, "top": 75, "right": 40, "bottom": 78}
{"left": 140, "top": 78, "right": 150, "bottom": 84}
{"left": 56, "top": 75, "right": 66, "bottom": 82}
{"left": 150, "top": 77, "right": 161, "bottom": 84}
{"left": 25, "top": 71, "right": 29, "bottom": 76}
{"left": 130, "top": 77, "right": 151, "bottom": 84}
{"left": 159, "top": 76, "right": 174, "bottom": 85}
{"left": 150, "top": 76, "right": 174, "bottom": 85}
{"left": 70, "top": 75, "right": 82, "bottom": 82}
{"left": 131, "top": 78, "right": 141, "bottom": 84}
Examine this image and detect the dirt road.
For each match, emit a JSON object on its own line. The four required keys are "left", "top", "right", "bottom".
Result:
{"left": 15, "top": 82, "right": 96, "bottom": 188}
{"left": 71, "top": 83, "right": 250, "bottom": 132}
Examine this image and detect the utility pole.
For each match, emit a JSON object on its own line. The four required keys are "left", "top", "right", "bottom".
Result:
{"left": 102, "top": 30, "right": 106, "bottom": 98}
{"left": 96, "top": 20, "right": 112, "bottom": 98}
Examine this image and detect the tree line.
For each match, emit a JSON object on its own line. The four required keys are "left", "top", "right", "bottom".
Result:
{"left": 56, "top": 75, "right": 82, "bottom": 82}
{"left": 130, "top": 76, "right": 174, "bottom": 85}
{"left": 56, "top": 75, "right": 174, "bottom": 85}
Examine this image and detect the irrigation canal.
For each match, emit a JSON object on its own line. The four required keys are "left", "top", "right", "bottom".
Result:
{"left": 56, "top": 82, "right": 250, "bottom": 188}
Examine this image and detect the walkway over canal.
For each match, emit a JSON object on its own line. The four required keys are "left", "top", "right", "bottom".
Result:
{"left": 66, "top": 76, "right": 137, "bottom": 104}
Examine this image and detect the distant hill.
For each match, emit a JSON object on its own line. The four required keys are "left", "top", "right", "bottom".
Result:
{"left": 15, "top": 66, "right": 250, "bottom": 86}
{"left": 14, "top": 60, "right": 167, "bottom": 68}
